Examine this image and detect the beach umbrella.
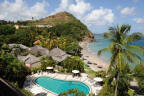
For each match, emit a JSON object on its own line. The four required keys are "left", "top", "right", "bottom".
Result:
{"left": 72, "top": 70, "right": 79, "bottom": 73}
{"left": 46, "top": 67, "right": 53, "bottom": 70}
{"left": 94, "top": 77, "right": 103, "bottom": 82}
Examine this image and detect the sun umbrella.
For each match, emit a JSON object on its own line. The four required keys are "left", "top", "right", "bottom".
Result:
{"left": 72, "top": 70, "right": 79, "bottom": 73}
{"left": 46, "top": 67, "right": 53, "bottom": 69}
{"left": 94, "top": 77, "right": 103, "bottom": 82}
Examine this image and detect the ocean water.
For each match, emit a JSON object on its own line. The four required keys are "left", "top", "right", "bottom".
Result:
{"left": 88, "top": 34, "right": 144, "bottom": 64}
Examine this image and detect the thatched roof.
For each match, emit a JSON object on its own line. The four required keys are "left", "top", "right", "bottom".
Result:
{"left": 49, "top": 48, "right": 70, "bottom": 62}
{"left": 8, "top": 44, "right": 30, "bottom": 50}
{"left": 24, "top": 54, "right": 40, "bottom": 64}
{"left": 17, "top": 54, "right": 41, "bottom": 67}
{"left": 30, "top": 45, "right": 49, "bottom": 56}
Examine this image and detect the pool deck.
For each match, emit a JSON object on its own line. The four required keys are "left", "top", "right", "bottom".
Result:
{"left": 23, "top": 72, "right": 102, "bottom": 96}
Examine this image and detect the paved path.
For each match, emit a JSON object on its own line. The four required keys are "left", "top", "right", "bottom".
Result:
{"left": 23, "top": 72, "right": 103, "bottom": 96}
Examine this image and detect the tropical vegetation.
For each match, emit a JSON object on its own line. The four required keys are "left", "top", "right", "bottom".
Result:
{"left": 59, "top": 88, "right": 97, "bottom": 96}
{"left": 0, "top": 45, "right": 30, "bottom": 88}
{"left": 97, "top": 24, "right": 144, "bottom": 96}
{"left": 134, "top": 64, "right": 144, "bottom": 94}
{"left": 61, "top": 56, "right": 85, "bottom": 72}
{"left": 40, "top": 56, "right": 57, "bottom": 70}
{"left": 0, "top": 12, "right": 92, "bottom": 95}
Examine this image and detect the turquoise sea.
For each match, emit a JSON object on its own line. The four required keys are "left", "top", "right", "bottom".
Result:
{"left": 88, "top": 34, "right": 144, "bottom": 64}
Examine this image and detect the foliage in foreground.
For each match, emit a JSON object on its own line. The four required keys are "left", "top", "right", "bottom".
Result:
{"left": 59, "top": 88, "right": 97, "bottom": 96}
{"left": 59, "top": 88, "right": 86, "bottom": 96}
{"left": 21, "top": 89, "right": 35, "bottom": 96}
{"left": 95, "top": 71, "right": 106, "bottom": 78}
{"left": 134, "top": 64, "right": 144, "bottom": 94}
{"left": 0, "top": 46, "right": 30, "bottom": 88}
{"left": 98, "top": 24, "right": 144, "bottom": 96}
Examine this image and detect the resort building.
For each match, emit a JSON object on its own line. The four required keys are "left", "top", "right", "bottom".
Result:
{"left": 36, "top": 24, "right": 52, "bottom": 28}
{"left": 17, "top": 54, "right": 41, "bottom": 67}
{"left": 49, "top": 47, "right": 70, "bottom": 62}
{"left": 30, "top": 45, "right": 49, "bottom": 56}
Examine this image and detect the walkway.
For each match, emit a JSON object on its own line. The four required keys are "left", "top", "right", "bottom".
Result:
{"left": 23, "top": 72, "right": 102, "bottom": 96}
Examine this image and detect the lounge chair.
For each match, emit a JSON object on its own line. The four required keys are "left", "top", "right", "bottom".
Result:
{"left": 37, "top": 70, "right": 39, "bottom": 75}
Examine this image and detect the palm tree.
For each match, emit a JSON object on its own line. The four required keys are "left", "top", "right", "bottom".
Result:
{"left": 36, "top": 35, "right": 58, "bottom": 50}
{"left": 98, "top": 24, "right": 144, "bottom": 96}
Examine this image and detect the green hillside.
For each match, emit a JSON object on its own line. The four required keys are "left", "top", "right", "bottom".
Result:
{"left": 23, "top": 12, "right": 94, "bottom": 41}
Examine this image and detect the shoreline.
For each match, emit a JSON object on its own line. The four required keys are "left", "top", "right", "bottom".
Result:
{"left": 80, "top": 41, "right": 109, "bottom": 72}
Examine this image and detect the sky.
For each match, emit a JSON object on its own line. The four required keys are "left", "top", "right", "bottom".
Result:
{"left": 0, "top": 0, "right": 144, "bottom": 34}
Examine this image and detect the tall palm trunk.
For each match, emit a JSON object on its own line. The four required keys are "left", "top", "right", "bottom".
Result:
{"left": 114, "top": 71, "right": 120, "bottom": 96}
{"left": 114, "top": 48, "right": 121, "bottom": 96}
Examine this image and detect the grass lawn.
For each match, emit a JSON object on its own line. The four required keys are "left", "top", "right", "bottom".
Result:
{"left": 84, "top": 65, "right": 96, "bottom": 77}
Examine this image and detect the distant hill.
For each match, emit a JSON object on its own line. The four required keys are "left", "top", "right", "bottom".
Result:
{"left": 20, "top": 12, "right": 95, "bottom": 41}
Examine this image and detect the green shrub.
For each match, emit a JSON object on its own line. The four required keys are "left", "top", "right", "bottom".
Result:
{"left": 58, "top": 68, "right": 67, "bottom": 73}
{"left": 31, "top": 67, "right": 41, "bottom": 73}
{"left": 0, "top": 25, "right": 15, "bottom": 35}
{"left": 95, "top": 71, "right": 106, "bottom": 78}
{"left": 128, "top": 89, "right": 134, "bottom": 96}
{"left": 61, "top": 56, "right": 85, "bottom": 72}
{"left": 134, "top": 64, "right": 144, "bottom": 94}
{"left": 40, "top": 56, "right": 57, "bottom": 70}
{"left": 21, "top": 89, "right": 34, "bottom": 96}
{"left": 59, "top": 88, "right": 86, "bottom": 96}
{"left": 97, "top": 84, "right": 114, "bottom": 96}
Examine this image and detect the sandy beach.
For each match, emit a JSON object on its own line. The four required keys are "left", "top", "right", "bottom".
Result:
{"left": 80, "top": 42, "right": 109, "bottom": 72}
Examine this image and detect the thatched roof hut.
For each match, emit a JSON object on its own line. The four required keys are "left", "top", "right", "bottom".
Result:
{"left": 8, "top": 44, "right": 30, "bottom": 51}
{"left": 49, "top": 48, "right": 70, "bottom": 62}
{"left": 17, "top": 54, "right": 41, "bottom": 67}
{"left": 30, "top": 45, "right": 49, "bottom": 56}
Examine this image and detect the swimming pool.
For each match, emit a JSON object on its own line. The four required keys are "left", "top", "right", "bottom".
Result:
{"left": 35, "top": 76, "right": 90, "bottom": 95}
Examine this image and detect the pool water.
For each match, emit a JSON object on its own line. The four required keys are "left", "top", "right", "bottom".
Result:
{"left": 35, "top": 76, "right": 90, "bottom": 95}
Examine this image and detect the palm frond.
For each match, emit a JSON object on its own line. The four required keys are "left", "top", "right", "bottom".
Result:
{"left": 125, "top": 49, "right": 142, "bottom": 65}
{"left": 119, "top": 24, "right": 131, "bottom": 34}
{"left": 126, "top": 45, "right": 144, "bottom": 57}
{"left": 104, "top": 32, "right": 116, "bottom": 41}
{"left": 97, "top": 47, "right": 110, "bottom": 56}
{"left": 124, "top": 32, "right": 143, "bottom": 44}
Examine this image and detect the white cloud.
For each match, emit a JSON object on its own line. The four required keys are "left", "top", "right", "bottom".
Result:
{"left": 120, "top": 7, "right": 135, "bottom": 16}
{"left": 69, "top": 0, "right": 91, "bottom": 16}
{"left": 84, "top": 7, "right": 115, "bottom": 26}
{"left": 53, "top": 0, "right": 91, "bottom": 18}
{"left": 54, "top": 0, "right": 72, "bottom": 13}
{"left": 0, "top": 0, "right": 48, "bottom": 21}
{"left": 53, "top": 0, "right": 115, "bottom": 27}
{"left": 133, "top": 17, "right": 144, "bottom": 24}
